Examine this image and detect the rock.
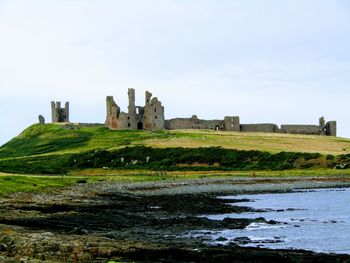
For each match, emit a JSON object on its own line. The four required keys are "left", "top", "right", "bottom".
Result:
{"left": 233, "top": 237, "right": 251, "bottom": 245}
{"left": 334, "top": 163, "right": 349, "bottom": 169}
{"left": 267, "top": 220, "right": 278, "bottom": 225}
{"left": 70, "top": 228, "right": 89, "bottom": 235}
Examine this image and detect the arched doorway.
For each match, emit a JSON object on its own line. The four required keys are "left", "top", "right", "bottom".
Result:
{"left": 215, "top": 125, "right": 220, "bottom": 131}
{"left": 137, "top": 122, "right": 143, "bottom": 130}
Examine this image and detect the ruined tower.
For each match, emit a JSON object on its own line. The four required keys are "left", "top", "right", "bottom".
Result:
{"left": 319, "top": 116, "right": 326, "bottom": 135}
{"left": 51, "top": 101, "right": 69, "bottom": 123}
{"left": 320, "top": 116, "right": 337, "bottom": 136}
{"left": 105, "top": 96, "right": 120, "bottom": 129}
{"left": 143, "top": 91, "right": 165, "bottom": 130}
{"left": 145, "top": 91, "right": 152, "bottom": 104}
{"left": 224, "top": 116, "right": 240, "bottom": 131}
{"left": 325, "top": 121, "right": 337, "bottom": 136}
{"left": 127, "top": 88, "right": 137, "bottom": 129}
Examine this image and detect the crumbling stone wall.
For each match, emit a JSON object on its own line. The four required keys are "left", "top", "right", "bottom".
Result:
{"left": 165, "top": 115, "right": 337, "bottom": 136}
{"left": 165, "top": 115, "right": 240, "bottom": 131}
{"left": 51, "top": 102, "right": 69, "bottom": 123}
{"left": 280, "top": 125, "right": 322, "bottom": 135}
{"left": 277, "top": 117, "right": 336, "bottom": 136}
{"left": 240, "top": 124, "right": 279, "bottom": 133}
{"left": 165, "top": 115, "right": 223, "bottom": 130}
{"left": 237, "top": 116, "right": 338, "bottom": 136}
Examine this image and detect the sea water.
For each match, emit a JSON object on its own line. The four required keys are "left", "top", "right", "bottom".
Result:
{"left": 197, "top": 188, "right": 350, "bottom": 254}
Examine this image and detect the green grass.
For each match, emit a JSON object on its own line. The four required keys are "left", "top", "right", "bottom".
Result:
{"left": 0, "top": 174, "right": 77, "bottom": 195}
{"left": 0, "top": 123, "right": 350, "bottom": 175}
{"left": 0, "top": 172, "right": 176, "bottom": 196}
{"left": 1, "top": 124, "right": 350, "bottom": 159}
{"left": 0, "top": 172, "right": 209, "bottom": 195}
{"left": 0, "top": 124, "right": 172, "bottom": 159}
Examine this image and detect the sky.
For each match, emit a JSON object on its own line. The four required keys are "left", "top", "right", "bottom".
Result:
{"left": 0, "top": 0, "right": 349, "bottom": 145}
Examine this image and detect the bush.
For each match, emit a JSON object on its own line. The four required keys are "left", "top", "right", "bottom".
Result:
{"left": 326, "top": 154, "right": 335, "bottom": 160}
{"left": 68, "top": 146, "right": 323, "bottom": 172}
{"left": 0, "top": 146, "right": 327, "bottom": 174}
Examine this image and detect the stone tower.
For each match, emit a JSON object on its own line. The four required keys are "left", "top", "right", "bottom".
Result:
{"left": 105, "top": 96, "right": 120, "bottom": 129}
{"left": 51, "top": 101, "right": 69, "bottom": 122}
{"left": 319, "top": 116, "right": 326, "bottom": 135}
{"left": 224, "top": 116, "right": 240, "bottom": 131}
{"left": 145, "top": 91, "right": 152, "bottom": 104}
{"left": 325, "top": 121, "right": 337, "bottom": 136}
{"left": 143, "top": 92, "right": 165, "bottom": 130}
{"left": 127, "top": 88, "right": 137, "bottom": 129}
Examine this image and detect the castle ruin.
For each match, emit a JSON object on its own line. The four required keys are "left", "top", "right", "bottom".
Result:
{"left": 106, "top": 89, "right": 337, "bottom": 136}
{"left": 51, "top": 101, "right": 69, "bottom": 123}
{"left": 106, "top": 89, "right": 165, "bottom": 130}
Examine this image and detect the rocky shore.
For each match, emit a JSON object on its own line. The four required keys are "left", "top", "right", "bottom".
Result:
{"left": 1, "top": 176, "right": 350, "bottom": 262}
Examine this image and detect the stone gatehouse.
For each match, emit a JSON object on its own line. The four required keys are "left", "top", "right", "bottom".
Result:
{"left": 105, "top": 89, "right": 337, "bottom": 136}
{"left": 106, "top": 89, "right": 165, "bottom": 130}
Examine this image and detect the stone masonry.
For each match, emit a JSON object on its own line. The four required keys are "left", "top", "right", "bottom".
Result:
{"left": 38, "top": 115, "right": 45, "bottom": 124}
{"left": 105, "top": 89, "right": 337, "bottom": 136}
{"left": 165, "top": 115, "right": 240, "bottom": 131}
{"left": 106, "top": 89, "right": 165, "bottom": 130}
{"left": 51, "top": 102, "right": 69, "bottom": 123}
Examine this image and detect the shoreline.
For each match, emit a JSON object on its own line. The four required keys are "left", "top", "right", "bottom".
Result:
{"left": 79, "top": 175, "right": 350, "bottom": 196}
{"left": 1, "top": 176, "right": 350, "bottom": 262}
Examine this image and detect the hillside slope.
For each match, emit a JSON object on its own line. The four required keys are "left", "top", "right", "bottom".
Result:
{"left": 1, "top": 123, "right": 349, "bottom": 158}
{"left": 0, "top": 123, "right": 349, "bottom": 174}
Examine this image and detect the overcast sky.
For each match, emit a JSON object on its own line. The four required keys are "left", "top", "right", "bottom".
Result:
{"left": 0, "top": 0, "right": 349, "bottom": 145}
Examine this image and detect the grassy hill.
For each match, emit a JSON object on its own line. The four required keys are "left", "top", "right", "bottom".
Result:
{"left": 1, "top": 123, "right": 350, "bottom": 157}
{"left": 0, "top": 123, "right": 350, "bottom": 174}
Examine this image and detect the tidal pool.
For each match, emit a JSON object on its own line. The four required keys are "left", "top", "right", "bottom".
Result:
{"left": 195, "top": 188, "right": 350, "bottom": 254}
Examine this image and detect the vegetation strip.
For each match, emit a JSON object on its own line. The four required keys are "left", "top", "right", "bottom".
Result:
{"left": 0, "top": 124, "right": 350, "bottom": 175}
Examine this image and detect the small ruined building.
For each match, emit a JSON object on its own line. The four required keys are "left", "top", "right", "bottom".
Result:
{"left": 106, "top": 89, "right": 165, "bottom": 130}
{"left": 51, "top": 101, "right": 69, "bottom": 122}
{"left": 38, "top": 115, "right": 45, "bottom": 124}
{"left": 105, "top": 89, "right": 337, "bottom": 136}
